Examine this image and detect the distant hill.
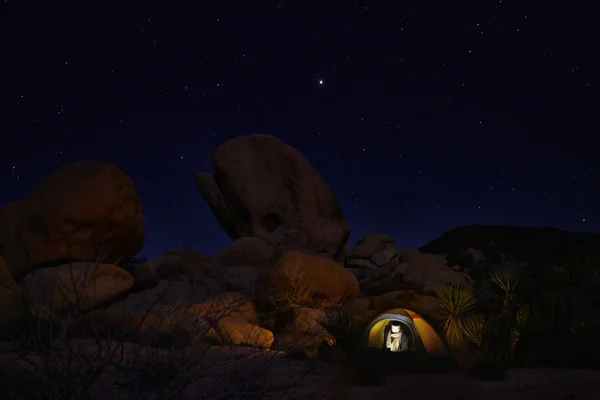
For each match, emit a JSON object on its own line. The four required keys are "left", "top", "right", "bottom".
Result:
{"left": 419, "top": 225, "right": 600, "bottom": 268}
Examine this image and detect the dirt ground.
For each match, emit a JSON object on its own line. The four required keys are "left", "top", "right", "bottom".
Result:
{"left": 310, "top": 368, "right": 600, "bottom": 400}
{"left": 2, "top": 340, "right": 600, "bottom": 399}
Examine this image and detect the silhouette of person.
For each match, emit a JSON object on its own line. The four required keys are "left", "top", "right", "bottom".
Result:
{"left": 385, "top": 321, "right": 408, "bottom": 352}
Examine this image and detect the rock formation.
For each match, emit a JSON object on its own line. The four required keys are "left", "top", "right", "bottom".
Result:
{"left": 419, "top": 224, "right": 600, "bottom": 268}
{"left": 0, "top": 161, "right": 145, "bottom": 281}
{"left": 21, "top": 261, "right": 135, "bottom": 320}
{"left": 345, "top": 233, "right": 400, "bottom": 280}
{"left": 196, "top": 134, "right": 350, "bottom": 261}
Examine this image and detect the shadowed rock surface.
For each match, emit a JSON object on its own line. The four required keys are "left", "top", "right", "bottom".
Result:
{"left": 0, "top": 161, "right": 145, "bottom": 281}
{"left": 196, "top": 134, "right": 350, "bottom": 261}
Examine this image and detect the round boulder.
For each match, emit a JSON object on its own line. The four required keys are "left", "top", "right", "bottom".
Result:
{"left": 0, "top": 162, "right": 145, "bottom": 281}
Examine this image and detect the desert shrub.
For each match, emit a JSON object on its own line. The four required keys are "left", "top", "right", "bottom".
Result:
{"left": 439, "top": 284, "right": 478, "bottom": 347}
{"left": 268, "top": 261, "right": 341, "bottom": 312}
{"left": 264, "top": 261, "right": 343, "bottom": 334}
{"left": 510, "top": 304, "right": 542, "bottom": 364}
{"left": 490, "top": 269, "right": 520, "bottom": 316}
{"left": 316, "top": 307, "right": 369, "bottom": 361}
{"left": 0, "top": 258, "right": 309, "bottom": 399}
{"left": 461, "top": 313, "right": 487, "bottom": 348}
{"left": 459, "top": 313, "right": 508, "bottom": 380}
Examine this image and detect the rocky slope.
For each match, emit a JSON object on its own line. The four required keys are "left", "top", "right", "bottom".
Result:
{"left": 420, "top": 224, "right": 600, "bottom": 269}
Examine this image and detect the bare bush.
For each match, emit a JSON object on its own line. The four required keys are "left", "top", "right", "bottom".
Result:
{"left": 0, "top": 255, "right": 317, "bottom": 399}
{"left": 268, "top": 260, "right": 341, "bottom": 313}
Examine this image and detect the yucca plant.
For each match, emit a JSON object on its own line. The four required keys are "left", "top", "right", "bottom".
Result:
{"left": 316, "top": 307, "right": 369, "bottom": 359}
{"left": 491, "top": 269, "right": 520, "bottom": 314}
{"left": 439, "top": 284, "right": 478, "bottom": 347}
{"left": 461, "top": 313, "right": 487, "bottom": 348}
{"left": 460, "top": 313, "right": 508, "bottom": 380}
{"left": 511, "top": 305, "right": 541, "bottom": 363}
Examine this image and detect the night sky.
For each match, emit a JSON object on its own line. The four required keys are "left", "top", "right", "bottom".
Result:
{"left": 3, "top": 2, "right": 599, "bottom": 260}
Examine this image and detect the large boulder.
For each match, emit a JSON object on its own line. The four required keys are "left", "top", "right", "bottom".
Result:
{"left": 347, "top": 233, "right": 399, "bottom": 267}
{"left": 196, "top": 134, "right": 350, "bottom": 260}
{"left": 401, "top": 249, "right": 473, "bottom": 296}
{"left": 255, "top": 250, "right": 359, "bottom": 306}
{"left": 68, "top": 286, "right": 256, "bottom": 347}
{"left": 0, "top": 162, "right": 145, "bottom": 281}
{"left": 372, "top": 290, "right": 441, "bottom": 319}
{"left": 209, "top": 319, "right": 274, "bottom": 349}
{"left": 109, "top": 279, "right": 219, "bottom": 313}
{"left": 22, "top": 262, "right": 135, "bottom": 320}
{"left": 360, "top": 249, "right": 473, "bottom": 297}
{"left": 345, "top": 233, "right": 400, "bottom": 281}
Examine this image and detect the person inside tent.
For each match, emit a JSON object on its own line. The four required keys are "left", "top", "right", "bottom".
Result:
{"left": 385, "top": 321, "right": 409, "bottom": 352}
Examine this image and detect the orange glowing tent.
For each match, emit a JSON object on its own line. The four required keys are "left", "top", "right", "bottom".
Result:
{"left": 365, "top": 308, "right": 449, "bottom": 357}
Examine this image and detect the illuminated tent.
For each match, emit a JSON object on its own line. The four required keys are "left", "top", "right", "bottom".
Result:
{"left": 365, "top": 308, "right": 449, "bottom": 357}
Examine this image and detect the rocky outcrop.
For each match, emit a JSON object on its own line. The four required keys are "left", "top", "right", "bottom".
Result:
{"left": 345, "top": 233, "right": 400, "bottom": 280}
{"left": 350, "top": 290, "right": 441, "bottom": 321}
{"left": 0, "top": 162, "right": 145, "bottom": 281}
{"left": 196, "top": 134, "right": 350, "bottom": 261}
{"left": 420, "top": 224, "right": 600, "bottom": 268}
{"left": 255, "top": 251, "right": 359, "bottom": 306}
{"left": 400, "top": 249, "right": 473, "bottom": 296}
{"left": 22, "top": 262, "right": 135, "bottom": 320}
{"left": 69, "top": 287, "right": 274, "bottom": 349}
{"left": 347, "top": 233, "right": 399, "bottom": 267}
{"left": 360, "top": 248, "right": 473, "bottom": 297}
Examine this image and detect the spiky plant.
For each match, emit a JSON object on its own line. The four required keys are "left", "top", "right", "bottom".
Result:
{"left": 491, "top": 269, "right": 520, "bottom": 313}
{"left": 439, "top": 284, "right": 478, "bottom": 347}
{"left": 316, "top": 307, "right": 369, "bottom": 357}
{"left": 461, "top": 313, "right": 487, "bottom": 348}
{"left": 513, "top": 305, "right": 539, "bottom": 336}
{"left": 511, "top": 304, "right": 540, "bottom": 362}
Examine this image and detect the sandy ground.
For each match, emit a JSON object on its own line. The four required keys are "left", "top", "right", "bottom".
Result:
{"left": 314, "top": 368, "right": 600, "bottom": 400}
{"left": 2, "top": 340, "right": 600, "bottom": 399}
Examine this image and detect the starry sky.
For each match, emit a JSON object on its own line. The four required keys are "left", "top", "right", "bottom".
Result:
{"left": 3, "top": 1, "right": 599, "bottom": 260}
